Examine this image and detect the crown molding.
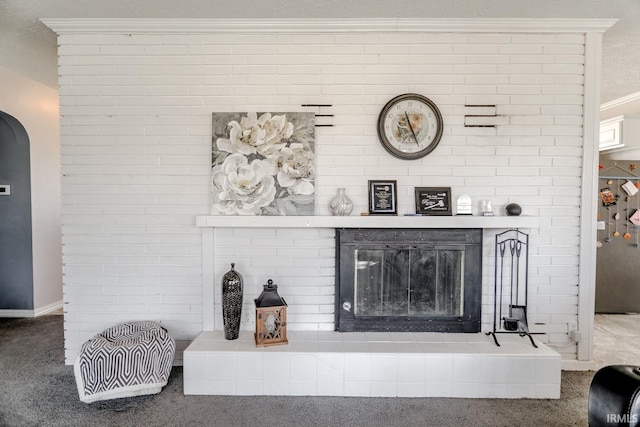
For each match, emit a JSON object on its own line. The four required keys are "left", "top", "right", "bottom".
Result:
{"left": 601, "top": 90, "right": 640, "bottom": 112}
{"left": 41, "top": 18, "right": 617, "bottom": 35}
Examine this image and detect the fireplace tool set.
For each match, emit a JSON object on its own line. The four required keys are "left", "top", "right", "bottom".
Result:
{"left": 487, "top": 229, "right": 538, "bottom": 348}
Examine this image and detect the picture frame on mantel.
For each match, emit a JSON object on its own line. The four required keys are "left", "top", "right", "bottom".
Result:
{"left": 415, "top": 187, "right": 452, "bottom": 216}
{"left": 368, "top": 180, "right": 398, "bottom": 215}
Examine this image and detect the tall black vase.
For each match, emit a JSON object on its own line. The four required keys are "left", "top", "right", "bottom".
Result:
{"left": 221, "top": 263, "right": 243, "bottom": 340}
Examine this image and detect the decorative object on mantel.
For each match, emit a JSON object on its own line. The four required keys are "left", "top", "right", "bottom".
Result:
{"left": 368, "top": 180, "right": 398, "bottom": 215}
{"left": 505, "top": 203, "right": 522, "bottom": 216}
{"left": 211, "top": 112, "right": 315, "bottom": 216}
{"left": 254, "top": 279, "right": 288, "bottom": 347}
{"left": 481, "top": 200, "right": 494, "bottom": 216}
{"left": 487, "top": 229, "right": 539, "bottom": 348}
{"left": 329, "top": 187, "right": 354, "bottom": 216}
{"left": 376, "top": 93, "right": 444, "bottom": 160}
{"left": 456, "top": 194, "right": 472, "bottom": 215}
{"left": 221, "top": 263, "right": 244, "bottom": 340}
{"left": 415, "top": 187, "right": 452, "bottom": 216}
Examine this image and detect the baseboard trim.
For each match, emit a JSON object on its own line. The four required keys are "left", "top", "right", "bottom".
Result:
{"left": 562, "top": 359, "right": 597, "bottom": 371}
{"left": 0, "top": 309, "right": 34, "bottom": 318}
{"left": 34, "top": 300, "right": 63, "bottom": 316}
{"left": 0, "top": 300, "right": 63, "bottom": 318}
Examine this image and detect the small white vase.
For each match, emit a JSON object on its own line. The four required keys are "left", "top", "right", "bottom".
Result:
{"left": 329, "top": 188, "right": 353, "bottom": 216}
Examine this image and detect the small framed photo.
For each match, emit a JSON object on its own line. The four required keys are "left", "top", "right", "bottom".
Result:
{"left": 368, "top": 180, "right": 398, "bottom": 215}
{"left": 599, "top": 187, "right": 617, "bottom": 206}
{"left": 415, "top": 187, "right": 452, "bottom": 216}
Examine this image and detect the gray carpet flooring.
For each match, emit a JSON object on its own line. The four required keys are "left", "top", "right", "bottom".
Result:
{"left": 0, "top": 315, "right": 594, "bottom": 427}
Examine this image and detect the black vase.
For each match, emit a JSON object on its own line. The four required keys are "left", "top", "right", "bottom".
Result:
{"left": 221, "top": 263, "right": 243, "bottom": 340}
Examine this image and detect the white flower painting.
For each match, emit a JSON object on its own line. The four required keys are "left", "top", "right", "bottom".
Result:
{"left": 212, "top": 112, "right": 315, "bottom": 216}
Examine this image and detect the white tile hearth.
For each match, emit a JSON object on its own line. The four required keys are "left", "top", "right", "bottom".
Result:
{"left": 183, "top": 331, "right": 561, "bottom": 399}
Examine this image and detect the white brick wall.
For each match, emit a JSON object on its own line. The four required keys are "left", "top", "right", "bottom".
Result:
{"left": 58, "top": 28, "right": 588, "bottom": 363}
{"left": 213, "top": 228, "right": 336, "bottom": 332}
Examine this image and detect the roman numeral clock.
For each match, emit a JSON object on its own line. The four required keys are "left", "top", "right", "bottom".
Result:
{"left": 377, "top": 93, "right": 444, "bottom": 160}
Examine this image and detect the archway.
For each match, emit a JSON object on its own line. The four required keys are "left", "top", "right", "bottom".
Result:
{"left": 0, "top": 111, "right": 33, "bottom": 310}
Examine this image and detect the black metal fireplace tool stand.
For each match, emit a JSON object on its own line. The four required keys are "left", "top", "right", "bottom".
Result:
{"left": 486, "top": 229, "right": 538, "bottom": 348}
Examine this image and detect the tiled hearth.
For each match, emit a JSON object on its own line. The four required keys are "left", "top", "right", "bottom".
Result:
{"left": 184, "top": 330, "right": 561, "bottom": 398}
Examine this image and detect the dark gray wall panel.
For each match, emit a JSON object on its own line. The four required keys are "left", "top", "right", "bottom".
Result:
{"left": 596, "top": 160, "right": 640, "bottom": 313}
{"left": 0, "top": 112, "right": 33, "bottom": 310}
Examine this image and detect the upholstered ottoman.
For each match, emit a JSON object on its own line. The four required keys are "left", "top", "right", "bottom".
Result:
{"left": 73, "top": 321, "right": 175, "bottom": 403}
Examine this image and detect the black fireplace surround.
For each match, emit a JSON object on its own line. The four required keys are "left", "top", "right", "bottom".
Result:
{"left": 335, "top": 228, "right": 482, "bottom": 333}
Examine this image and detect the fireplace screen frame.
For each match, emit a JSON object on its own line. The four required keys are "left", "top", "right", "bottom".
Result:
{"left": 335, "top": 228, "right": 482, "bottom": 333}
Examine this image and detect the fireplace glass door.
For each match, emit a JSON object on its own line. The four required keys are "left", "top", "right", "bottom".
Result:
{"left": 336, "top": 228, "right": 481, "bottom": 332}
{"left": 355, "top": 248, "right": 463, "bottom": 317}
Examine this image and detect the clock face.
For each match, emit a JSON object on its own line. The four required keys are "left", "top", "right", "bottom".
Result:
{"left": 377, "top": 93, "right": 443, "bottom": 160}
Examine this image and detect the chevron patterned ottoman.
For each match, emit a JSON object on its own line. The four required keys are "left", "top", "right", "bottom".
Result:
{"left": 73, "top": 321, "right": 175, "bottom": 403}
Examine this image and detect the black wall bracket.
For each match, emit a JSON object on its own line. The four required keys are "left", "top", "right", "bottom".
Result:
{"left": 464, "top": 104, "right": 499, "bottom": 128}
{"left": 302, "top": 104, "right": 333, "bottom": 127}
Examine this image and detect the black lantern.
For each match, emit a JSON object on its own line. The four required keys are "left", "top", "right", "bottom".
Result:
{"left": 254, "top": 279, "right": 288, "bottom": 347}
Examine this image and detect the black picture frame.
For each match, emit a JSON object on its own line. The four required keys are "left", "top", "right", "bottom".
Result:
{"left": 415, "top": 187, "right": 452, "bottom": 216}
{"left": 368, "top": 180, "right": 398, "bottom": 215}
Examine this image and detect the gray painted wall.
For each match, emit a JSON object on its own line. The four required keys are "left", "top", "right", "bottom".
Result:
{"left": 0, "top": 112, "right": 33, "bottom": 309}
{"left": 596, "top": 160, "right": 640, "bottom": 313}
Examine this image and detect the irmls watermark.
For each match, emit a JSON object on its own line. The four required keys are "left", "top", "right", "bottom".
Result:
{"left": 606, "top": 413, "right": 639, "bottom": 424}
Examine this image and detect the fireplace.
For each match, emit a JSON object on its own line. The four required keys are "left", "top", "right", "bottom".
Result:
{"left": 335, "top": 228, "right": 482, "bottom": 333}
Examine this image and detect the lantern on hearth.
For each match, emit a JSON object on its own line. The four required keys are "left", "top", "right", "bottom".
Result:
{"left": 254, "top": 279, "right": 288, "bottom": 347}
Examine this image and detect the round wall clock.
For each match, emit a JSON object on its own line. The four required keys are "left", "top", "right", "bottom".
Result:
{"left": 377, "top": 93, "right": 444, "bottom": 160}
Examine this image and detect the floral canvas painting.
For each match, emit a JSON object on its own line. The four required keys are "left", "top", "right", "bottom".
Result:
{"left": 211, "top": 112, "right": 315, "bottom": 215}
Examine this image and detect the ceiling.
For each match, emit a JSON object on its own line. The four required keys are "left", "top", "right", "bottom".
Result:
{"left": 2, "top": 0, "right": 640, "bottom": 105}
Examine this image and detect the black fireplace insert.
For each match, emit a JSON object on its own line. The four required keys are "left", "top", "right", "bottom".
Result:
{"left": 335, "top": 228, "right": 482, "bottom": 333}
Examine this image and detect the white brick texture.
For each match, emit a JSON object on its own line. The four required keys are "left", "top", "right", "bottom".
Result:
{"left": 59, "top": 30, "right": 587, "bottom": 363}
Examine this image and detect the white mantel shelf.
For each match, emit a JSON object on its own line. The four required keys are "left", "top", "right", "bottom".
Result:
{"left": 195, "top": 215, "right": 539, "bottom": 229}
